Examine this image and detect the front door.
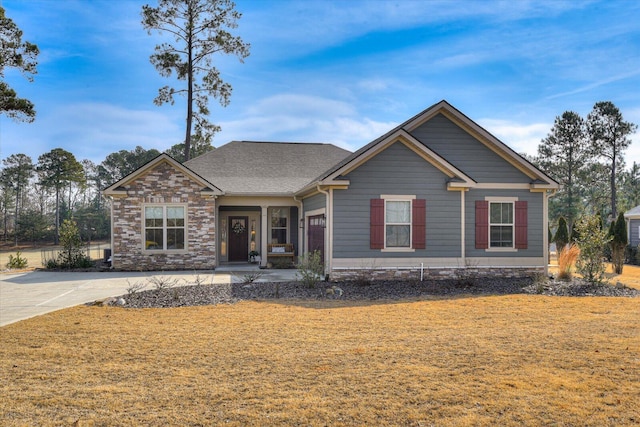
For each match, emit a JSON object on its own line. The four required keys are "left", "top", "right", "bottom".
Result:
{"left": 308, "top": 214, "right": 325, "bottom": 264}
{"left": 229, "top": 216, "right": 249, "bottom": 262}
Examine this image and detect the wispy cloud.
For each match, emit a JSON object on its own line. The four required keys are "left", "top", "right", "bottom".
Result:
{"left": 478, "top": 119, "right": 551, "bottom": 156}
{"left": 546, "top": 70, "right": 640, "bottom": 100}
{"left": 218, "top": 94, "right": 396, "bottom": 151}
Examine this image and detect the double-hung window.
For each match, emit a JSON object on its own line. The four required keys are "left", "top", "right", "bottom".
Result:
{"left": 270, "top": 208, "right": 288, "bottom": 244}
{"left": 144, "top": 205, "right": 185, "bottom": 250}
{"left": 371, "top": 196, "right": 425, "bottom": 250}
{"left": 385, "top": 200, "right": 411, "bottom": 248}
{"left": 489, "top": 202, "right": 514, "bottom": 248}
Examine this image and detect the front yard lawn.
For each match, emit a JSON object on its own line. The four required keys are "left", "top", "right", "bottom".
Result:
{"left": 1, "top": 295, "right": 639, "bottom": 426}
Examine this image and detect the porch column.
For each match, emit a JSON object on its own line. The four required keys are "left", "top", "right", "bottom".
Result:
{"left": 261, "top": 205, "right": 268, "bottom": 267}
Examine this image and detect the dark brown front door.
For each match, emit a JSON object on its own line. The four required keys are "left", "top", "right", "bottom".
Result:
{"left": 308, "top": 214, "right": 325, "bottom": 264}
{"left": 229, "top": 216, "right": 249, "bottom": 262}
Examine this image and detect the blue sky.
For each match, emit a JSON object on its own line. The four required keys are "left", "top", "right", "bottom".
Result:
{"left": 1, "top": 0, "right": 639, "bottom": 165}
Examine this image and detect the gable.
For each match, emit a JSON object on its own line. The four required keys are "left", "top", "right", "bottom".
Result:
{"left": 309, "top": 100, "right": 558, "bottom": 193}
{"left": 103, "top": 154, "right": 221, "bottom": 197}
{"left": 410, "top": 113, "right": 532, "bottom": 184}
{"left": 309, "top": 128, "right": 475, "bottom": 193}
{"left": 342, "top": 140, "right": 453, "bottom": 187}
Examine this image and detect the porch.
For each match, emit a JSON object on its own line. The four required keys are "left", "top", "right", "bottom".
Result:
{"left": 217, "top": 198, "right": 301, "bottom": 268}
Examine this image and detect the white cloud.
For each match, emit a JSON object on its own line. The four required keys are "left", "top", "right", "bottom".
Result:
{"left": 217, "top": 94, "right": 396, "bottom": 151}
{"left": 478, "top": 119, "right": 551, "bottom": 157}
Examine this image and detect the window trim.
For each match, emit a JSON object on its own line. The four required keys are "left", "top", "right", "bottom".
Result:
{"left": 142, "top": 204, "right": 188, "bottom": 253}
{"left": 485, "top": 196, "right": 517, "bottom": 252}
{"left": 381, "top": 195, "right": 416, "bottom": 253}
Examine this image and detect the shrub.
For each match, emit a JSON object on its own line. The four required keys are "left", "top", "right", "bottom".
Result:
{"left": 271, "top": 258, "right": 293, "bottom": 269}
{"left": 626, "top": 245, "right": 640, "bottom": 265}
{"left": 557, "top": 244, "right": 580, "bottom": 281}
{"left": 575, "top": 215, "right": 610, "bottom": 284}
{"left": 147, "top": 275, "right": 181, "bottom": 290}
{"left": 54, "top": 219, "right": 93, "bottom": 269}
{"left": 554, "top": 217, "right": 569, "bottom": 254}
{"left": 296, "top": 250, "right": 324, "bottom": 288}
{"left": 610, "top": 212, "right": 628, "bottom": 274}
{"left": 6, "top": 251, "right": 28, "bottom": 269}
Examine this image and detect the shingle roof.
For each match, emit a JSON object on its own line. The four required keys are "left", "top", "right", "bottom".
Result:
{"left": 624, "top": 205, "right": 640, "bottom": 218}
{"left": 184, "top": 141, "right": 351, "bottom": 195}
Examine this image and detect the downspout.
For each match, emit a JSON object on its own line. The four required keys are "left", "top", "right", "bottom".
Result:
{"left": 544, "top": 188, "right": 558, "bottom": 276}
{"left": 109, "top": 196, "right": 115, "bottom": 269}
{"left": 317, "top": 185, "right": 331, "bottom": 277}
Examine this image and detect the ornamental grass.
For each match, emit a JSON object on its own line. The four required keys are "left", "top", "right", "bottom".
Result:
{"left": 557, "top": 243, "right": 581, "bottom": 281}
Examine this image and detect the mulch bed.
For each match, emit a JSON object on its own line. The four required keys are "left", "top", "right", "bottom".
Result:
{"left": 107, "top": 277, "right": 640, "bottom": 309}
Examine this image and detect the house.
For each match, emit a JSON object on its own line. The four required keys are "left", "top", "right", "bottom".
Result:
{"left": 624, "top": 205, "right": 640, "bottom": 247}
{"left": 103, "top": 100, "right": 559, "bottom": 279}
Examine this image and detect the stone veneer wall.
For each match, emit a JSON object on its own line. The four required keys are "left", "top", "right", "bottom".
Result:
{"left": 330, "top": 266, "right": 545, "bottom": 281}
{"left": 111, "top": 161, "right": 216, "bottom": 270}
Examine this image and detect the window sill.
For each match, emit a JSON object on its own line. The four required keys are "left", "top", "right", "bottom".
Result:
{"left": 143, "top": 249, "right": 189, "bottom": 254}
{"left": 381, "top": 248, "right": 415, "bottom": 253}
{"left": 485, "top": 248, "right": 518, "bottom": 253}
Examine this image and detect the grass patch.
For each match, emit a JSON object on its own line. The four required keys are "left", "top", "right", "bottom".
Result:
{"left": 1, "top": 296, "right": 639, "bottom": 426}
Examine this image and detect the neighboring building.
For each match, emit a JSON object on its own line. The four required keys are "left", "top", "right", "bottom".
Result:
{"left": 624, "top": 205, "right": 640, "bottom": 247}
{"left": 104, "top": 100, "right": 559, "bottom": 279}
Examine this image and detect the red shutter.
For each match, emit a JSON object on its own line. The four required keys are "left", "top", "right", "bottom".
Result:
{"left": 475, "top": 200, "right": 489, "bottom": 249}
{"left": 515, "top": 201, "right": 528, "bottom": 249}
{"left": 370, "top": 199, "right": 384, "bottom": 249}
{"left": 412, "top": 199, "right": 426, "bottom": 249}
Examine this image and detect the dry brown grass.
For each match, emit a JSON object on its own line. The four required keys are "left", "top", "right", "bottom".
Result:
{"left": 2, "top": 296, "right": 639, "bottom": 426}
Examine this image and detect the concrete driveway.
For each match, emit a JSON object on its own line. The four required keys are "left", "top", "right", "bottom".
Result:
{"left": 0, "top": 267, "right": 298, "bottom": 327}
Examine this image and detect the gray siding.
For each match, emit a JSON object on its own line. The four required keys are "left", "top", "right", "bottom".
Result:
{"left": 411, "top": 113, "right": 532, "bottom": 184}
{"left": 333, "top": 141, "right": 462, "bottom": 258}
{"left": 465, "top": 189, "right": 544, "bottom": 258}
{"left": 629, "top": 219, "right": 640, "bottom": 247}
{"left": 303, "top": 193, "right": 326, "bottom": 213}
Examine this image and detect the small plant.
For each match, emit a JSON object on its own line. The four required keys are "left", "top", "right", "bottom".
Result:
{"left": 248, "top": 250, "right": 260, "bottom": 263}
{"left": 353, "top": 260, "right": 378, "bottom": 286}
{"left": 126, "top": 280, "right": 147, "bottom": 296}
{"left": 6, "top": 251, "right": 28, "bottom": 269}
{"left": 242, "top": 271, "right": 263, "bottom": 284}
{"left": 296, "top": 250, "right": 324, "bottom": 288}
{"left": 575, "top": 215, "right": 610, "bottom": 284}
{"left": 192, "top": 272, "right": 209, "bottom": 286}
{"left": 454, "top": 259, "right": 479, "bottom": 286}
{"left": 147, "top": 275, "right": 181, "bottom": 290}
{"left": 557, "top": 244, "right": 580, "bottom": 281}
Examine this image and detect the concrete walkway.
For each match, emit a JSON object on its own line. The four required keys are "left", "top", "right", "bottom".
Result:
{"left": 0, "top": 267, "right": 298, "bottom": 327}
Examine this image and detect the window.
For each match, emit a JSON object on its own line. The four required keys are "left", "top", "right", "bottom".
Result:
{"left": 144, "top": 205, "right": 185, "bottom": 250}
{"left": 489, "top": 202, "right": 513, "bottom": 248}
{"left": 270, "top": 208, "right": 288, "bottom": 244}
{"left": 371, "top": 197, "right": 425, "bottom": 250}
{"left": 385, "top": 200, "right": 411, "bottom": 247}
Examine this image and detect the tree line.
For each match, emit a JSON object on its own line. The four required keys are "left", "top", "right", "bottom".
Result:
{"left": 531, "top": 101, "right": 638, "bottom": 232}
{"left": 0, "top": 142, "right": 214, "bottom": 247}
